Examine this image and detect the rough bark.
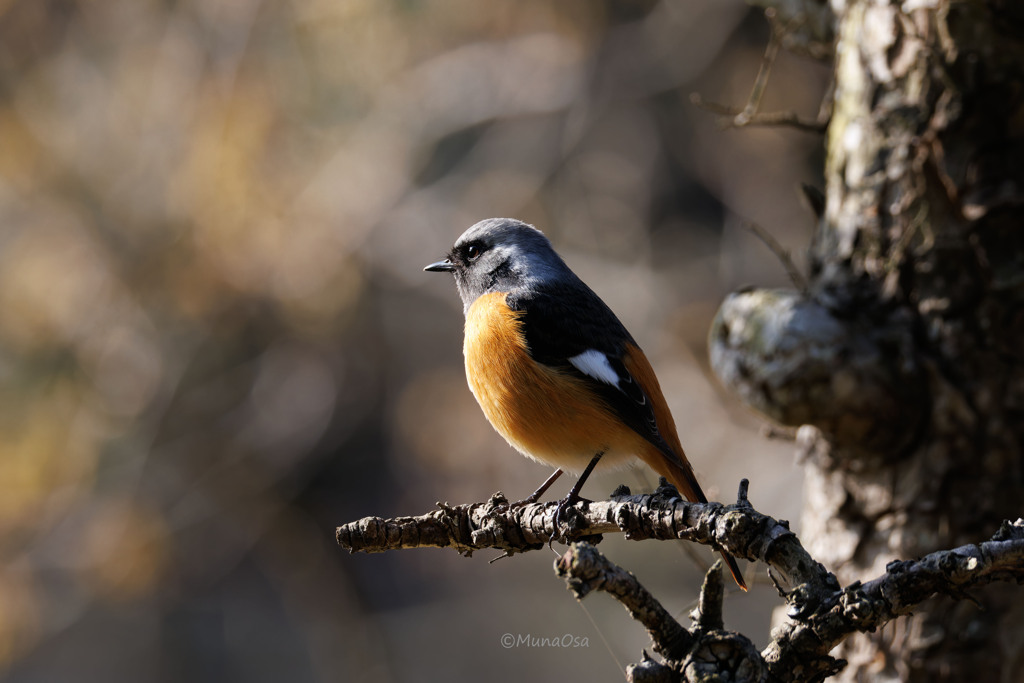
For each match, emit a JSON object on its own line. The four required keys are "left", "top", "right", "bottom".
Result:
{"left": 711, "top": 0, "right": 1024, "bottom": 679}
{"left": 338, "top": 486, "right": 1024, "bottom": 682}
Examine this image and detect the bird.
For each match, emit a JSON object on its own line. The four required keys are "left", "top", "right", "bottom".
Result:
{"left": 424, "top": 217, "right": 746, "bottom": 590}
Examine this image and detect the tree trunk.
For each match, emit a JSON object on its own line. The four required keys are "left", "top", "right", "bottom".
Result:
{"left": 712, "top": 1, "right": 1024, "bottom": 679}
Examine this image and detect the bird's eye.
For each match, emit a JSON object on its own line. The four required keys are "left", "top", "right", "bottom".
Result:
{"left": 465, "top": 244, "right": 482, "bottom": 260}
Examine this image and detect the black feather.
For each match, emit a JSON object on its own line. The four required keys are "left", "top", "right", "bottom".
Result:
{"left": 507, "top": 285, "right": 666, "bottom": 451}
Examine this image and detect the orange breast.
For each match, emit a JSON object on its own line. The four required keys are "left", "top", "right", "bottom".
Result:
{"left": 463, "top": 292, "right": 645, "bottom": 473}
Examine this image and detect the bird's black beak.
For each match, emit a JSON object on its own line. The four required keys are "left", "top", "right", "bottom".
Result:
{"left": 424, "top": 259, "right": 454, "bottom": 272}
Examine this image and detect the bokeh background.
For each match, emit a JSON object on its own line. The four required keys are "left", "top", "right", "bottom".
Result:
{"left": 0, "top": 1, "right": 829, "bottom": 681}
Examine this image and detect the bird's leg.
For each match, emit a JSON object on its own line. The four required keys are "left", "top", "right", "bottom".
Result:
{"left": 509, "top": 469, "right": 564, "bottom": 508}
{"left": 551, "top": 451, "right": 603, "bottom": 541}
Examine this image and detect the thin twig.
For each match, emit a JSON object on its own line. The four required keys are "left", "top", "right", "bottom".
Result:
{"left": 742, "top": 28, "right": 782, "bottom": 122}
{"left": 738, "top": 218, "right": 810, "bottom": 294}
{"left": 690, "top": 94, "right": 828, "bottom": 134}
{"left": 690, "top": 8, "right": 830, "bottom": 134}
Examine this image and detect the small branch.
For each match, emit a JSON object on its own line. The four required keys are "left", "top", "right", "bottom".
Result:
{"left": 737, "top": 218, "right": 809, "bottom": 294}
{"left": 690, "top": 92, "right": 828, "bottom": 133}
{"left": 560, "top": 542, "right": 767, "bottom": 682}
{"left": 688, "top": 20, "right": 828, "bottom": 135}
{"left": 763, "top": 519, "right": 1024, "bottom": 682}
{"left": 691, "top": 561, "right": 725, "bottom": 632}
{"left": 746, "top": 27, "right": 782, "bottom": 120}
{"left": 688, "top": 11, "right": 834, "bottom": 135}
{"left": 556, "top": 541, "right": 693, "bottom": 660}
{"left": 751, "top": 2, "right": 835, "bottom": 62}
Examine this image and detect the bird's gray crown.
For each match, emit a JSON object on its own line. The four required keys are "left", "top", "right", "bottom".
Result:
{"left": 436, "top": 218, "right": 575, "bottom": 312}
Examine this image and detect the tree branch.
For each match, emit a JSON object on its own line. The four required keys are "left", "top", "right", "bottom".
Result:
{"left": 338, "top": 486, "right": 1024, "bottom": 682}
{"left": 558, "top": 548, "right": 766, "bottom": 683}
{"left": 764, "top": 519, "right": 1024, "bottom": 681}
{"left": 336, "top": 480, "right": 827, "bottom": 591}
{"left": 555, "top": 541, "right": 694, "bottom": 661}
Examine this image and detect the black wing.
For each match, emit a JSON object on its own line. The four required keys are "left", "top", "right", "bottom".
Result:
{"left": 506, "top": 285, "right": 664, "bottom": 448}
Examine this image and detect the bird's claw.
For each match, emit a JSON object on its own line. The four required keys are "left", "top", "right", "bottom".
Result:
{"left": 547, "top": 493, "right": 593, "bottom": 549}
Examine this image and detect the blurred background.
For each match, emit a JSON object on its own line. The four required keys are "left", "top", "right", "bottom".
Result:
{"left": 0, "top": 1, "right": 829, "bottom": 681}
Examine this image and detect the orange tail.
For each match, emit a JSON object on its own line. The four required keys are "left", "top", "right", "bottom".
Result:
{"left": 716, "top": 547, "right": 747, "bottom": 592}
{"left": 643, "top": 448, "right": 748, "bottom": 592}
{"left": 622, "top": 345, "right": 747, "bottom": 591}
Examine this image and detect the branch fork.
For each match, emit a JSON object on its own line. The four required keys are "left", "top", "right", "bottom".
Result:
{"left": 338, "top": 484, "right": 1024, "bottom": 682}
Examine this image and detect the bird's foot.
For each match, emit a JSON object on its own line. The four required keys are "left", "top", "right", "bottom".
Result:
{"left": 548, "top": 491, "right": 593, "bottom": 548}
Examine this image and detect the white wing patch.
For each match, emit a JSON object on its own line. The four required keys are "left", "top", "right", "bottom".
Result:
{"left": 569, "top": 349, "right": 620, "bottom": 387}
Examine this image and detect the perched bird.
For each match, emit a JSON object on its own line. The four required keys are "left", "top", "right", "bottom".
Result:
{"left": 425, "top": 218, "right": 746, "bottom": 590}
